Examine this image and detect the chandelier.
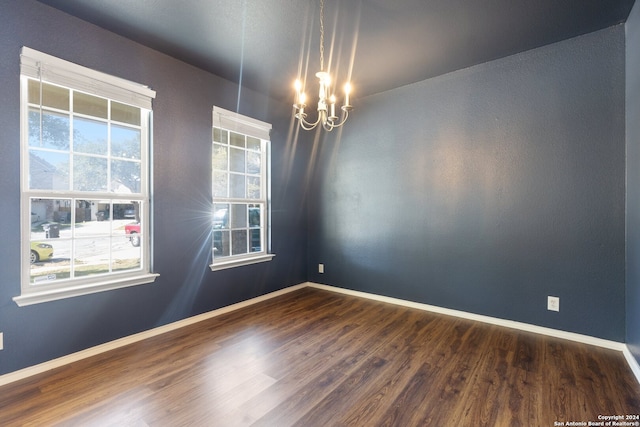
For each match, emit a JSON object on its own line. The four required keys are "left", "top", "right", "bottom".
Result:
{"left": 293, "top": 0, "right": 353, "bottom": 131}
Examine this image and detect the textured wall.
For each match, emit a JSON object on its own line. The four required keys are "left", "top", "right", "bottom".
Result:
{"left": 0, "top": 0, "right": 310, "bottom": 375}
{"left": 626, "top": 0, "right": 640, "bottom": 365}
{"left": 308, "top": 26, "right": 626, "bottom": 341}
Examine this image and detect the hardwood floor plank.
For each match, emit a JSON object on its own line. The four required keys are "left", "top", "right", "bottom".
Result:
{"left": 217, "top": 297, "right": 408, "bottom": 426}
{"left": 0, "top": 287, "right": 638, "bottom": 426}
{"left": 446, "top": 328, "right": 511, "bottom": 426}
{"left": 251, "top": 304, "right": 415, "bottom": 426}
{"left": 336, "top": 315, "right": 448, "bottom": 425}
{"left": 296, "top": 311, "right": 441, "bottom": 426}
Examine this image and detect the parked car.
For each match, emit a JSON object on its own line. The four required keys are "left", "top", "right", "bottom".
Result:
{"left": 125, "top": 223, "right": 140, "bottom": 247}
{"left": 123, "top": 208, "right": 136, "bottom": 219}
{"left": 30, "top": 241, "right": 53, "bottom": 264}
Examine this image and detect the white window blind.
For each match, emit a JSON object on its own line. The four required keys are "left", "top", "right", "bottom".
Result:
{"left": 212, "top": 106, "right": 271, "bottom": 141}
{"left": 20, "top": 47, "right": 156, "bottom": 110}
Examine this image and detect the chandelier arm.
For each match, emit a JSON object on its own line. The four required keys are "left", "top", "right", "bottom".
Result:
{"left": 326, "top": 110, "right": 350, "bottom": 130}
{"left": 297, "top": 114, "right": 323, "bottom": 130}
{"left": 297, "top": 109, "right": 349, "bottom": 131}
{"left": 300, "top": 120, "right": 319, "bottom": 131}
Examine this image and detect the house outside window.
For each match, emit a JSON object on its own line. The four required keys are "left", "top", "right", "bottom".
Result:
{"left": 17, "top": 47, "right": 157, "bottom": 306}
{"left": 211, "top": 106, "right": 274, "bottom": 270}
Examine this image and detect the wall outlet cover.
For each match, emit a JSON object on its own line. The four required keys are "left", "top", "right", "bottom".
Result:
{"left": 547, "top": 296, "right": 560, "bottom": 312}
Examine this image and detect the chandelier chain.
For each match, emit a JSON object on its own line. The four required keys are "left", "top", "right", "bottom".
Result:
{"left": 319, "top": 0, "right": 325, "bottom": 71}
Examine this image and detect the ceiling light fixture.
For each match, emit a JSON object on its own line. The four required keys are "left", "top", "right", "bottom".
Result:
{"left": 293, "top": 0, "right": 353, "bottom": 131}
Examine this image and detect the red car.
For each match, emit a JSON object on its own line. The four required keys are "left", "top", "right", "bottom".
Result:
{"left": 124, "top": 223, "right": 140, "bottom": 247}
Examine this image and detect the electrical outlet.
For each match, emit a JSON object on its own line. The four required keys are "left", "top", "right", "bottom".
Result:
{"left": 0, "top": 332, "right": 3, "bottom": 350}
{"left": 318, "top": 263, "right": 324, "bottom": 274}
{"left": 547, "top": 296, "right": 560, "bottom": 312}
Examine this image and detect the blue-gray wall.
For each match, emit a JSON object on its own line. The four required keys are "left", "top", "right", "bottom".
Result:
{"left": 627, "top": 0, "right": 640, "bottom": 366}
{"left": 0, "top": 0, "right": 310, "bottom": 375}
{"left": 308, "top": 26, "right": 627, "bottom": 341}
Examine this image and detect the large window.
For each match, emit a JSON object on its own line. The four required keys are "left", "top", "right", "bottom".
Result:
{"left": 211, "top": 107, "right": 274, "bottom": 270}
{"left": 17, "top": 47, "right": 157, "bottom": 306}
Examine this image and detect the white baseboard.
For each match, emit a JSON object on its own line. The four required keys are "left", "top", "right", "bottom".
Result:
{"left": 306, "top": 282, "right": 640, "bottom": 385}
{"left": 623, "top": 346, "right": 640, "bottom": 385}
{"left": 2, "top": 281, "right": 639, "bottom": 387}
{"left": 0, "top": 283, "right": 307, "bottom": 388}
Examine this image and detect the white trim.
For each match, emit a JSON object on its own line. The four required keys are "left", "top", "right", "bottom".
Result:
{"left": 212, "top": 106, "right": 271, "bottom": 141}
{"left": 210, "top": 253, "right": 275, "bottom": 271}
{"left": 2, "top": 282, "right": 638, "bottom": 387}
{"left": 13, "top": 273, "right": 159, "bottom": 307}
{"left": 623, "top": 346, "right": 640, "bottom": 385}
{"left": 0, "top": 283, "right": 307, "bottom": 387}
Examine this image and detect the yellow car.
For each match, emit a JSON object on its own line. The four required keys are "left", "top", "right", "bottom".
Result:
{"left": 30, "top": 241, "right": 53, "bottom": 264}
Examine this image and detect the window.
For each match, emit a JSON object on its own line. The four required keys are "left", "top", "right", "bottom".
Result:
{"left": 211, "top": 107, "right": 274, "bottom": 270}
{"left": 16, "top": 47, "right": 158, "bottom": 306}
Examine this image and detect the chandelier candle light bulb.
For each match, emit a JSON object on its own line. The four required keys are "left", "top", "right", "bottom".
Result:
{"left": 294, "top": 79, "right": 303, "bottom": 106}
{"left": 344, "top": 82, "right": 351, "bottom": 107}
{"left": 329, "top": 95, "right": 336, "bottom": 120}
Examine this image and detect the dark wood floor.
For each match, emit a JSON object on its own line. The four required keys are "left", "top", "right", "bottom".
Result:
{"left": 1, "top": 287, "right": 639, "bottom": 426}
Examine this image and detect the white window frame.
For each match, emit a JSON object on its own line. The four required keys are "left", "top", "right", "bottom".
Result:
{"left": 16, "top": 47, "right": 158, "bottom": 306}
{"left": 211, "top": 106, "right": 274, "bottom": 271}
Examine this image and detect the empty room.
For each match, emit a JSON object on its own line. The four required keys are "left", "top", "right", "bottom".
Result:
{"left": 1, "top": 0, "right": 640, "bottom": 425}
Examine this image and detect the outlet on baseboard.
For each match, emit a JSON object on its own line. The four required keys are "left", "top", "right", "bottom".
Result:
{"left": 547, "top": 296, "right": 560, "bottom": 312}
{"left": 318, "top": 263, "right": 324, "bottom": 274}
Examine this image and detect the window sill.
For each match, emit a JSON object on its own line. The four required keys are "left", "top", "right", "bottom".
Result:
{"left": 14, "top": 273, "right": 159, "bottom": 307}
{"left": 209, "top": 254, "right": 275, "bottom": 272}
